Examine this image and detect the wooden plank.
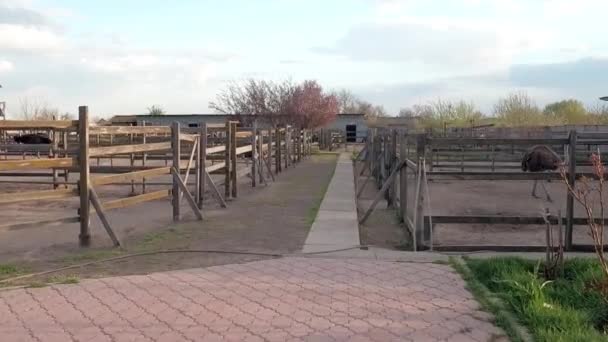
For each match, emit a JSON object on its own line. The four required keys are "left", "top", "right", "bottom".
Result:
{"left": 0, "top": 216, "right": 80, "bottom": 231}
{"left": 0, "top": 144, "right": 53, "bottom": 152}
{"left": 180, "top": 134, "right": 198, "bottom": 142}
{"left": 171, "top": 168, "right": 203, "bottom": 220}
{"left": 225, "top": 121, "right": 231, "bottom": 198}
{"left": 206, "top": 145, "right": 225, "bottom": 154}
{"left": 90, "top": 126, "right": 171, "bottom": 134}
{"left": 88, "top": 186, "right": 121, "bottom": 246}
{"left": 252, "top": 121, "right": 257, "bottom": 187}
{"left": 235, "top": 145, "right": 252, "bottom": 155}
{"left": 0, "top": 158, "right": 75, "bottom": 171}
{"left": 206, "top": 162, "right": 226, "bottom": 173}
{"left": 89, "top": 142, "right": 171, "bottom": 157}
{"left": 428, "top": 137, "right": 569, "bottom": 146}
{"left": 92, "top": 167, "right": 171, "bottom": 185}
{"left": 0, "top": 187, "right": 77, "bottom": 204}
{"left": 103, "top": 189, "right": 171, "bottom": 210}
{"left": 203, "top": 169, "right": 227, "bottom": 208}
{"left": 236, "top": 131, "right": 252, "bottom": 138}
{"left": 0, "top": 120, "right": 78, "bottom": 130}
{"left": 427, "top": 215, "right": 608, "bottom": 225}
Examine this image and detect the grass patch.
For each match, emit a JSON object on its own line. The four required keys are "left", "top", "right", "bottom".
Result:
{"left": 135, "top": 227, "right": 193, "bottom": 251}
{"left": 466, "top": 257, "right": 608, "bottom": 341}
{"left": 60, "top": 249, "right": 124, "bottom": 264}
{"left": 306, "top": 154, "right": 338, "bottom": 226}
{"left": 451, "top": 257, "right": 529, "bottom": 342}
{"left": 49, "top": 275, "right": 80, "bottom": 285}
{"left": 26, "top": 281, "right": 48, "bottom": 288}
{"left": 0, "top": 264, "right": 20, "bottom": 277}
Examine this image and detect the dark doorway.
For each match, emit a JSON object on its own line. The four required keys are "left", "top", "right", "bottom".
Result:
{"left": 346, "top": 124, "right": 357, "bottom": 142}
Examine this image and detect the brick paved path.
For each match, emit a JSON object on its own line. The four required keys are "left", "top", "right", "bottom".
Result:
{"left": 0, "top": 257, "right": 507, "bottom": 341}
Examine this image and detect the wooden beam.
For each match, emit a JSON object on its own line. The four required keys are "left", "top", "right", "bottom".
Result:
{"left": 90, "top": 126, "right": 171, "bottom": 134}
{"left": 91, "top": 167, "right": 171, "bottom": 186}
{"left": 203, "top": 168, "right": 227, "bottom": 208}
{"left": 180, "top": 134, "right": 198, "bottom": 143}
{"left": 235, "top": 145, "right": 253, "bottom": 155}
{"left": 428, "top": 137, "right": 569, "bottom": 146}
{"left": 231, "top": 122, "right": 238, "bottom": 198}
{"left": 171, "top": 168, "right": 203, "bottom": 220}
{"left": 0, "top": 187, "right": 77, "bottom": 204}
{"left": 88, "top": 186, "right": 121, "bottom": 246}
{"left": 0, "top": 216, "right": 80, "bottom": 231}
{"left": 0, "top": 158, "right": 75, "bottom": 171}
{"left": 103, "top": 189, "right": 171, "bottom": 210}
{"left": 89, "top": 142, "right": 172, "bottom": 157}
{"left": 0, "top": 120, "right": 78, "bottom": 130}
{"left": 427, "top": 215, "right": 608, "bottom": 225}
{"left": 206, "top": 162, "right": 226, "bottom": 173}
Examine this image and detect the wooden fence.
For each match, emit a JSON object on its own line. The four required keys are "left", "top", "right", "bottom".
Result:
{"left": 356, "top": 127, "right": 608, "bottom": 252}
{"left": 0, "top": 109, "right": 312, "bottom": 247}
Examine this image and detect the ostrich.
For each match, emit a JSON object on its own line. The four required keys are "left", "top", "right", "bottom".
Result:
{"left": 13, "top": 133, "right": 52, "bottom": 144}
{"left": 521, "top": 145, "right": 563, "bottom": 202}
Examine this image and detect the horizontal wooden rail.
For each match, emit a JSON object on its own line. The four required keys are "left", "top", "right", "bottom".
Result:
{"left": 89, "top": 142, "right": 172, "bottom": 157}
{"left": 428, "top": 138, "right": 569, "bottom": 146}
{"left": 103, "top": 189, "right": 171, "bottom": 210}
{"left": 0, "top": 216, "right": 80, "bottom": 231}
{"left": 180, "top": 134, "right": 198, "bottom": 142}
{"left": 235, "top": 131, "right": 252, "bottom": 138}
{"left": 0, "top": 188, "right": 78, "bottom": 205}
{"left": 206, "top": 162, "right": 226, "bottom": 173}
{"left": 90, "top": 126, "right": 171, "bottom": 134}
{"left": 0, "top": 120, "right": 78, "bottom": 130}
{"left": 206, "top": 145, "right": 226, "bottom": 154}
{"left": 235, "top": 145, "right": 252, "bottom": 155}
{"left": 427, "top": 215, "right": 608, "bottom": 225}
{"left": 0, "top": 158, "right": 75, "bottom": 171}
{"left": 92, "top": 167, "right": 171, "bottom": 186}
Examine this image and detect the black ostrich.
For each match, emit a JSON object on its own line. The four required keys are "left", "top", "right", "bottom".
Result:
{"left": 13, "top": 133, "right": 52, "bottom": 144}
{"left": 521, "top": 145, "right": 563, "bottom": 202}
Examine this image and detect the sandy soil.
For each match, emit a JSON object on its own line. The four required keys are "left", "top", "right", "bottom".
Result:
{"left": 0, "top": 155, "right": 338, "bottom": 277}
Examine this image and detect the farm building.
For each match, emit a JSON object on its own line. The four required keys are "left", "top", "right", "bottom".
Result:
{"left": 107, "top": 113, "right": 368, "bottom": 142}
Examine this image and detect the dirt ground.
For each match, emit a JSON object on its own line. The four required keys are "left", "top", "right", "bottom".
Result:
{"left": 0, "top": 154, "right": 338, "bottom": 283}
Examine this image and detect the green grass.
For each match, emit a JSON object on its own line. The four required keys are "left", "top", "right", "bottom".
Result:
{"left": 60, "top": 249, "right": 124, "bottom": 264}
{"left": 49, "top": 275, "right": 80, "bottom": 284}
{"left": 0, "top": 264, "right": 19, "bottom": 276}
{"left": 451, "top": 258, "right": 528, "bottom": 342}
{"left": 466, "top": 257, "right": 608, "bottom": 341}
{"left": 306, "top": 155, "right": 338, "bottom": 226}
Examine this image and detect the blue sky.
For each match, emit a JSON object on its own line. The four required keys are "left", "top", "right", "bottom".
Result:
{"left": 1, "top": 0, "right": 608, "bottom": 117}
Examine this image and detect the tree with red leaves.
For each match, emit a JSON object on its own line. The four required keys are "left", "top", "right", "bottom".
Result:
{"left": 210, "top": 79, "right": 338, "bottom": 128}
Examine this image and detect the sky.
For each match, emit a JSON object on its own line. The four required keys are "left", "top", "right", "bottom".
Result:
{"left": 1, "top": 0, "right": 608, "bottom": 117}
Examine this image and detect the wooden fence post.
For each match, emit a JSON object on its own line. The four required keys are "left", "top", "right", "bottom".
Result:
{"left": 399, "top": 131, "right": 408, "bottom": 221}
{"left": 224, "top": 121, "right": 231, "bottom": 199}
{"left": 566, "top": 129, "right": 577, "bottom": 250}
{"left": 172, "top": 121, "right": 181, "bottom": 221}
{"left": 129, "top": 125, "right": 136, "bottom": 196}
{"left": 197, "top": 123, "right": 207, "bottom": 209}
{"left": 284, "top": 126, "right": 289, "bottom": 170}
{"left": 78, "top": 106, "right": 91, "bottom": 246}
{"left": 251, "top": 121, "right": 257, "bottom": 187}
{"left": 63, "top": 131, "right": 69, "bottom": 188}
{"left": 275, "top": 127, "right": 281, "bottom": 173}
{"left": 258, "top": 129, "right": 264, "bottom": 183}
{"left": 230, "top": 122, "right": 237, "bottom": 198}
{"left": 389, "top": 129, "right": 398, "bottom": 207}
{"left": 142, "top": 121, "right": 147, "bottom": 194}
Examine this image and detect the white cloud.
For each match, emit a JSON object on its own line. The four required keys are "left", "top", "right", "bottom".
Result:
{"left": 0, "top": 59, "right": 13, "bottom": 72}
{"left": 0, "top": 23, "right": 64, "bottom": 51}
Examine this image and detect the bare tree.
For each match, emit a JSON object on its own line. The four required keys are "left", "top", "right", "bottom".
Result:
{"left": 18, "top": 97, "right": 69, "bottom": 120}
{"left": 147, "top": 105, "right": 166, "bottom": 116}
{"left": 561, "top": 153, "right": 608, "bottom": 283}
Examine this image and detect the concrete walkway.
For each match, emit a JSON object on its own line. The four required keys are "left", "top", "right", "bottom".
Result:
{"left": 302, "top": 153, "right": 360, "bottom": 253}
{"left": 0, "top": 257, "right": 507, "bottom": 342}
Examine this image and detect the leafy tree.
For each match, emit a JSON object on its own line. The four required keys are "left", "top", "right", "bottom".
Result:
{"left": 494, "top": 92, "right": 542, "bottom": 126}
{"left": 147, "top": 105, "right": 165, "bottom": 116}
{"left": 543, "top": 99, "right": 587, "bottom": 124}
